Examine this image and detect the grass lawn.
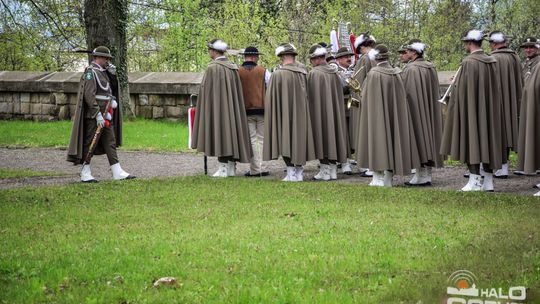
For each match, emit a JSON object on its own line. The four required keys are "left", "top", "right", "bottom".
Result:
{"left": 0, "top": 177, "right": 539, "bottom": 303}
{"left": 0, "top": 119, "right": 189, "bottom": 152}
{"left": 0, "top": 168, "right": 67, "bottom": 179}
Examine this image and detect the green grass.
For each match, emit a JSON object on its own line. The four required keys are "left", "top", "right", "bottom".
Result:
{"left": 0, "top": 177, "right": 539, "bottom": 303}
{"left": 0, "top": 168, "right": 67, "bottom": 179}
{"left": 0, "top": 119, "right": 189, "bottom": 152}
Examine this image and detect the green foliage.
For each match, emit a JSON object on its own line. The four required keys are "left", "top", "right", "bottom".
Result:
{"left": 0, "top": 177, "right": 539, "bottom": 302}
{"left": 1, "top": 0, "right": 539, "bottom": 72}
{"left": 0, "top": 119, "right": 190, "bottom": 152}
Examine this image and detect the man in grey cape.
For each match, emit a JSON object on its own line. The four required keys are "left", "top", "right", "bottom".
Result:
{"left": 440, "top": 29, "right": 503, "bottom": 192}
{"left": 263, "top": 43, "right": 316, "bottom": 182}
{"left": 307, "top": 44, "right": 349, "bottom": 181}
{"left": 488, "top": 31, "right": 523, "bottom": 178}
{"left": 401, "top": 39, "right": 443, "bottom": 186}
{"left": 352, "top": 32, "right": 377, "bottom": 177}
{"left": 356, "top": 44, "right": 420, "bottom": 187}
{"left": 192, "top": 39, "right": 251, "bottom": 177}
{"left": 516, "top": 37, "right": 540, "bottom": 196}
{"left": 67, "top": 46, "right": 134, "bottom": 182}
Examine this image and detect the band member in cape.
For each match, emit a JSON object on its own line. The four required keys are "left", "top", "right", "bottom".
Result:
{"left": 334, "top": 47, "right": 356, "bottom": 175}
{"left": 521, "top": 37, "right": 540, "bottom": 79}
{"left": 352, "top": 32, "right": 377, "bottom": 177}
{"left": 356, "top": 44, "right": 420, "bottom": 187}
{"left": 67, "top": 46, "right": 135, "bottom": 182}
{"left": 263, "top": 43, "right": 316, "bottom": 182}
{"left": 401, "top": 39, "right": 443, "bottom": 186}
{"left": 516, "top": 37, "right": 540, "bottom": 195}
{"left": 319, "top": 42, "right": 338, "bottom": 68}
{"left": 487, "top": 31, "right": 523, "bottom": 179}
{"left": 307, "top": 44, "right": 349, "bottom": 181}
{"left": 440, "top": 29, "right": 504, "bottom": 192}
{"left": 238, "top": 46, "right": 271, "bottom": 177}
{"left": 397, "top": 44, "right": 409, "bottom": 65}
{"left": 192, "top": 39, "right": 252, "bottom": 177}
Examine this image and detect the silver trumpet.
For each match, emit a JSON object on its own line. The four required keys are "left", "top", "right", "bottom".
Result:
{"left": 438, "top": 66, "right": 461, "bottom": 105}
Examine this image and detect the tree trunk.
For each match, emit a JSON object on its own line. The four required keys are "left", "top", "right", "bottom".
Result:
{"left": 84, "top": 0, "right": 135, "bottom": 118}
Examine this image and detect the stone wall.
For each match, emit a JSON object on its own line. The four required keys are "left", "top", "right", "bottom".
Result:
{"left": 0, "top": 70, "right": 453, "bottom": 122}
{"left": 0, "top": 71, "right": 202, "bottom": 121}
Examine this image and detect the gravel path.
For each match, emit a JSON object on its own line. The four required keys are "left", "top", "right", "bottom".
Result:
{"left": 0, "top": 147, "right": 539, "bottom": 196}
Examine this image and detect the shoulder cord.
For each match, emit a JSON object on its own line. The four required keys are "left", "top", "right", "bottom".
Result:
{"left": 90, "top": 68, "right": 110, "bottom": 92}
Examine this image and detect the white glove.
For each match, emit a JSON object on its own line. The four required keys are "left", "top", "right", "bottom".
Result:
{"left": 111, "top": 98, "right": 118, "bottom": 109}
{"left": 96, "top": 112, "right": 105, "bottom": 128}
{"left": 107, "top": 63, "right": 117, "bottom": 75}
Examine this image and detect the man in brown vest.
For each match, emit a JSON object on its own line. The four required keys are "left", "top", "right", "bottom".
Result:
{"left": 238, "top": 46, "right": 271, "bottom": 177}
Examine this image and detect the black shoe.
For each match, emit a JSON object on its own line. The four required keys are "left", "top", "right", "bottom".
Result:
{"left": 244, "top": 171, "right": 269, "bottom": 177}
{"left": 343, "top": 171, "right": 353, "bottom": 175}
{"left": 513, "top": 171, "right": 525, "bottom": 176}
{"left": 533, "top": 184, "right": 540, "bottom": 189}
{"left": 404, "top": 181, "right": 432, "bottom": 187}
{"left": 125, "top": 175, "right": 136, "bottom": 180}
{"left": 82, "top": 179, "right": 98, "bottom": 183}
{"left": 359, "top": 171, "right": 372, "bottom": 177}
{"left": 494, "top": 175, "right": 508, "bottom": 179}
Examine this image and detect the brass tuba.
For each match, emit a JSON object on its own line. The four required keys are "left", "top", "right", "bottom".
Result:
{"left": 345, "top": 65, "right": 365, "bottom": 93}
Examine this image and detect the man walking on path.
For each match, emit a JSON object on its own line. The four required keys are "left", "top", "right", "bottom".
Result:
{"left": 67, "top": 46, "right": 135, "bottom": 182}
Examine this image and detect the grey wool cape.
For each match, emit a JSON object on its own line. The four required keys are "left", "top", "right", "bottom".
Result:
{"left": 402, "top": 58, "right": 444, "bottom": 167}
{"left": 517, "top": 56, "right": 540, "bottom": 173}
{"left": 192, "top": 58, "right": 252, "bottom": 163}
{"left": 350, "top": 54, "right": 375, "bottom": 150}
{"left": 356, "top": 62, "right": 421, "bottom": 175}
{"left": 491, "top": 48, "right": 523, "bottom": 151}
{"left": 307, "top": 64, "right": 350, "bottom": 163}
{"left": 263, "top": 63, "right": 316, "bottom": 165}
{"left": 440, "top": 51, "right": 504, "bottom": 169}
{"left": 67, "top": 66, "right": 122, "bottom": 164}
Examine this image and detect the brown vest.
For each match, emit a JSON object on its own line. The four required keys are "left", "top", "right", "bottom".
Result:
{"left": 238, "top": 65, "right": 266, "bottom": 112}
